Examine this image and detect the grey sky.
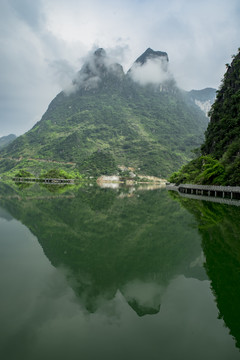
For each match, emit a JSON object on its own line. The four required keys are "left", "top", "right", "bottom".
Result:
{"left": 0, "top": 0, "right": 239, "bottom": 136}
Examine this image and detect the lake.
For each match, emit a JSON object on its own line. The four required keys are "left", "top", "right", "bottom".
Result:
{"left": 0, "top": 181, "right": 240, "bottom": 360}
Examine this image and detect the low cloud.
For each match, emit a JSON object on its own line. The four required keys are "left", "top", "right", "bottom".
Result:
{"left": 129, "top": 57, "right": 174, "bottom": 86}
{"left": 49, "top": 59, "right": 78, "bottom": 92}
{"left": 105, "top": 43, "right": 130, "bottom": 69}
{"left": 63, "top": 48, "right": 125, "bottom": 95}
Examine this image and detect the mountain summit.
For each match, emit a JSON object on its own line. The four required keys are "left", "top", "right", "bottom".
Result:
{"left": 134, "top": 48, "right": 169, "bottom": 65}
{"left": 0, "top": 48, "right": 209, "bottom": 177}
{"left": 128, "top": 48, "right": 170, "bottom": 84}
{"left": 72, "top": 48, "right": 124, "bottom": 92}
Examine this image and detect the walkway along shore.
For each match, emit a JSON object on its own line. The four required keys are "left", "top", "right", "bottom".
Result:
{"left": 166, "top": 183, "right": 240, "bottom": 207}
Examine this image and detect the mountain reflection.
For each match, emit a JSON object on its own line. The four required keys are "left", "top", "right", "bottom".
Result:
{"left": 121, "top": 280, "right": 164, "bottom": 316}
{"left": 0, "top": 183, "right": 205, "bottom": 317}
{"left": 169, "top": 191, "right": 240, "bottom": 350}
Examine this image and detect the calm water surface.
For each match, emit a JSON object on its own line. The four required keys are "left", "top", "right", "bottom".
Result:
{"left": 0, "top": 182, "right": 240, "bottom": 360}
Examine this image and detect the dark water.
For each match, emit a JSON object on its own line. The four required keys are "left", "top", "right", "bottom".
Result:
{"left": 0, "top": 182, "right": 240, "bottom": 360}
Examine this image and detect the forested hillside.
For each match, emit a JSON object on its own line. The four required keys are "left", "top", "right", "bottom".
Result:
{"left": 170, "top": 48, "right": 240, "bottom": 185}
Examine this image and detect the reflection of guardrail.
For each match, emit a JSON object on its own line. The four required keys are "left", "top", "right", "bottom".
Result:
{"left": 166, "top": 184, "right": 240, "bottom": 206}
{"left": 13, "top": 177, "right": 75, "bottom": 184}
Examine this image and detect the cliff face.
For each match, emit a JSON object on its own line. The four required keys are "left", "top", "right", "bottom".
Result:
{"left": 170, "top": 48, "right": 240, "bottom": 186}
{"left": 188, "top": 88, "right": 216, "bottom": 117}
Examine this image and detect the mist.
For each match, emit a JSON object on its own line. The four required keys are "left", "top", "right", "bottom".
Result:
{"left": 63, "top": 48, "right": 125, "bottom": 95}
{"left": 129, "top": 57, "right": 174, "bottom": 86}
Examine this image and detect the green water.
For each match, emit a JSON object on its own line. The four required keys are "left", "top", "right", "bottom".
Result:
{"left": 0, "top": 182, "right": 240, "bottom": 360}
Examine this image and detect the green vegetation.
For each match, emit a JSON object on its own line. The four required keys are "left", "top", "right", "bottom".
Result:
{"left": 0, "top": 49, "right": 208, "bottom": 178}
{"left": 14, "top": 169, "right": 33, "bottom": 178}
{"left": 0, "top": 158, "right": 80, "bottom": 179}
{"left": 78, "top": 150, "right": 118, "bottom": 176}
{"left": 11, "top": 167, "right": 84, "bottom": 182}
{"left": 170, "top": 155, "right": 226, "bottom": 185}
{"left": 39, "top": 168, "right": 83, "bottom": 179}
{"left": 169, "top": 49, "right": 240, "bottom": 185}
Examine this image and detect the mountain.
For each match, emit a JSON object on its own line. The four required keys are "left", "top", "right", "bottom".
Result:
{"left": 0, "top": 48, "right": 209, "bottom": 178}
{"left": 187, "top": 88, "right": 216, "bottom": 117}
{"left": 169, "top": 48, "right": 240, "bottom": 185}
{"left": 134, "top": 47, "right": 169, "bottom": 65}
{"left": 0, "top": 134, "right": 16, "bottom": 149}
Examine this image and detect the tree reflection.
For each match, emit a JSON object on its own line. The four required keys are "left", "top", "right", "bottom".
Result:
{"left": 170, "top": 191, "right": 240, "bottom": 349}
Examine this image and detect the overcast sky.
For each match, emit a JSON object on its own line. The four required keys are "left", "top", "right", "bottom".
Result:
{"left": 0, "top": 0, "right": 240, "bottom": 137}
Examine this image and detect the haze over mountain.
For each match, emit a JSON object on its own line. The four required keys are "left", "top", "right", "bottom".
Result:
{"left": 188, "top": 88, "right": 216, "bottom": 117}
{"left": 0, "top": 134, "right": 16, "bottom": 149}
{"left": 0, "top": 48, "right": 210, "bottom": 177}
